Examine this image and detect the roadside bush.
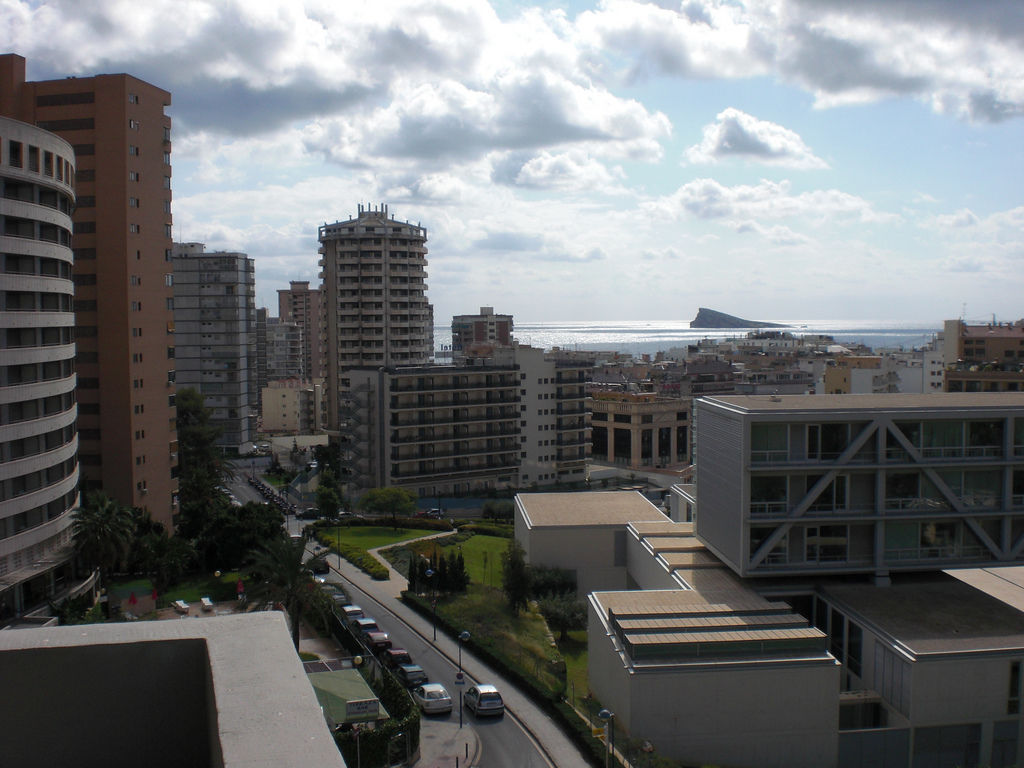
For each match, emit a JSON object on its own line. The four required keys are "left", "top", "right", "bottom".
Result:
{"left": 458, "top": 522, "right": 513, "bottom": 538}
{"left": 314, "top": 531, "right": 390, "bottom": 580}
{"left": 531, "top": 566, "right": 577, "bottom": 597}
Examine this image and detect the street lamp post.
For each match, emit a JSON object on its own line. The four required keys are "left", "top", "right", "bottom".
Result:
{"left": 457, "top": 630, "right": 470, "bottom": 679}
{"left": 425, "top": 568, "right": 436, "bottom": 641}
{"left": 598, "top": 709, "right": 615, "bottom": 768}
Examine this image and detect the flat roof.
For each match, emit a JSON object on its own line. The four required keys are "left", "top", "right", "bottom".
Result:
{"left": 517, "top": 491, "right": 668, "bottom": 527}
{"left": 822, "top": 573, "right": 1024, "bottom": 656}
{"left": 0, "top": 613, "right": 344, "bottom": 768}
{"left": 701, "top": 392, "right": 1024, "bottom": 414}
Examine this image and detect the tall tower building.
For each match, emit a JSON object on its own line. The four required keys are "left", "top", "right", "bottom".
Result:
{"left": 172, "top": 243, "right": 257, "bottom": 452}
{"left": 451, "top": 306, "right": 513, "bottom": 360}
{"left": 319, "top": 203, "right": 433, "bottom": 429}
{"left": 277, "top": 280, "right": 322, "bottom": 382}
{"left": 0, "top": 54, "right": 178, "bottom": 529}
{"left": 0, "top": 116, "right": 83, "bottom": 619}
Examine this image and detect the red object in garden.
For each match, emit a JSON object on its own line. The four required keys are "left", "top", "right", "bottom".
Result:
{"left": 151, "top": 588, "right": 158, "bottom": 602}
{"left": 128, "top": 592, "right": 137, "bottom": 605}
{"left": 237, "top": 579, "right": 245, "bottom": 594}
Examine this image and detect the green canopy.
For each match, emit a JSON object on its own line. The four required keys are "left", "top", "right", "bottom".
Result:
{"left": 308, "top": 670, "right": 389, "bottom": 727}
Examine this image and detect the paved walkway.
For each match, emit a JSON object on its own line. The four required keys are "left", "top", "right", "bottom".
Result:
{"left": 318, "top": 535, "right": 592, "bottom": 768}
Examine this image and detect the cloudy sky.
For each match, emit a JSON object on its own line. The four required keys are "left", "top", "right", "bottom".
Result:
{"left": 6, "top": 0, "right": 1024, "bottom": 325}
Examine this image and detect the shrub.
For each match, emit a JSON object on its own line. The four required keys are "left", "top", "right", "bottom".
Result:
{"left": 458, "top": 522, "right": 513, "bottom": 538}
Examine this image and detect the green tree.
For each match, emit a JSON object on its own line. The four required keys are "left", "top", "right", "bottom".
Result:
{"left": 176, "top": 387, "right": 225, "bottom": 538}
{"left": 357, "top": 487, "right": 417, "bottom": 529}
{"left": 245, "top": 533, "right": 318, "bottom": 649}
{"left": 196, "top": 501, "right": 284, "bottom": 572}
{"left": 538, "top": 592, "right": 587, "bottom": 641}
{"left": 72, "top": 491, "right": 134, "bottom": 587}
{"left": 315, "top": 468, "right": 343, "bottom": 521}
{"left": 501, "top": 539, "right": 531, "bottom": 615}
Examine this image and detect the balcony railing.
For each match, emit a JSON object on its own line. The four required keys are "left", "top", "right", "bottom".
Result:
{"left": 751, "top": 450, "right": 789, "bottom": 463}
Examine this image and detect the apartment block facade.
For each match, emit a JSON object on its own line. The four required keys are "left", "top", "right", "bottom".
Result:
{"left": 0, "top": 54, "right": 178, "bottom": 529}
{"left": 590, "top": 392, "right": 690, "bottom": 469}
{"left": 695, "top": 393, "right": 1024, "bottom": 580}
{"left": 0, "top": 116, "right": 87, "bottom": 619}
{"left": 340, "top": 364, "right": 521, "bottom": 496}
{"left": 172, "top": 243, "right": 256, "bottom": 452}
{"left": 266, "top": 317, "right": 303, "bottom": 381}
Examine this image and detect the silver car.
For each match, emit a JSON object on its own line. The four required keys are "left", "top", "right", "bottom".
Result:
{"left": 464, "top": 684, "right": 504, "bottom": 717}
{"left": 412, "top": 683, "right": 453, "bottom": 714}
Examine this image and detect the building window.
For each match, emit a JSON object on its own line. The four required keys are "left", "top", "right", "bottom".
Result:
{"left": 129, "top": 93, "right": 139, "bottom": 104}
{"left": 163, "top": 151, "right": 171, "bottom": 165}
{"left": 129, "top": 171, "right": 139, "bottom": 182}
{"left": 129, "top": 119, "right": 140, "bottom": 130}
{"left": 129, "top": 145, "right": 139, "bottom": 156}
{"left": 129, "top": 224, "right": 140, "bottom": 233}
{"left": 129, "top": 197, "right": 139, "bottom": 208}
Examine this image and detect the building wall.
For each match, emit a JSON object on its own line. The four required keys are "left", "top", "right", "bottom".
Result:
{"left": 519, "top": 521, "right": 629, "bottom": 595}
{"left": 0, "top": 115, "right": 80, "bottom": 616}
{"left": 697, "top": 395, "right": 1024, "bottom": 579}
{"left": 590, "top": 392, "right": 689, "bottom": 469}
{"left": 172, "top": 244, "right": 256, "bottom": 452}
{"left": 0, "top": 54, "right": 178, "bottom": 528}
{"left": 277, "top": 281, "right": 322, "bottom": 381}
{"left": 693, "top": 402, "right": 746, "bottom": 571}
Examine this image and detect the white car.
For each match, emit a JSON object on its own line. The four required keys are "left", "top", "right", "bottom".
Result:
{"left": 412, "top": 683, "right": 452, "bottom": 714}
{"left": 464, "top": 684, "right": 504, "bottom": 717}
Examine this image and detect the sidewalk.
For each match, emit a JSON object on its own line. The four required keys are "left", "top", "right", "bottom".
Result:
{"left": 321, "top": 537, "right": 592, "bottom": 768}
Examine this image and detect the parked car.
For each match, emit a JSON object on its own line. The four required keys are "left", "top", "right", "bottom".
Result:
{"left": 412, "top": 683, "right": 453, "bottom": 714}
{"left": 351, "top": 617, "right": 378, "bottom": 635}
{"left": 364, "top": 630, "right": 392, "bottom": 652}
{"left": 464, "top": 684, "right": 504, "bottom": 717}
{"left": 307, "top": 556, "right": 329, "bottom": 575}
{"left": 340, "top": 604, "right": 363, "bottom": 620}
{"left": 381, "top": 648, "right": 412, "bottom": 669}
{"left": 395, "top": 663, "right": 428, "bottom": 688}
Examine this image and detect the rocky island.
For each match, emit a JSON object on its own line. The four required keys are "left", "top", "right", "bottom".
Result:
{"left": 689, "top": 308, "right": 787, "bottom": 329}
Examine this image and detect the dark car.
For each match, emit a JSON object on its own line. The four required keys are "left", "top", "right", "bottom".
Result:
{"left": 307, "top": 556, "right": 329, "bottom": 575}
{"left": 395, "top": 664, "right": 429, "bottom": 688}
{"left": 364, "top": 630, "right": 392, "bottom": 652}
{"left": 382, "top": 648, "right": 413, "bottom": 669}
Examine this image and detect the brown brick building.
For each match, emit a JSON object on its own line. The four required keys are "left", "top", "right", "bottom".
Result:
{"left": 0, "top": 54, "right": 178, "bottom": 529}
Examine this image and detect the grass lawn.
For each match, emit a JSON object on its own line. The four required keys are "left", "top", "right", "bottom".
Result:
{"left": 387, "top": 532, "right": 508, "bottom": 587}
{"left": 320, "top": 526, "right": 426, "bottom": 551}
{"left": 108, "top": 572, "right": 242, "bottom": 607}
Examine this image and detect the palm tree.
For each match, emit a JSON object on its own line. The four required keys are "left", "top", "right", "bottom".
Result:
{"left": 72, "top": 491, "right": 134, "bottom": 587}
{"left": 245, "top": 534, "right": 319, "bottom": 649}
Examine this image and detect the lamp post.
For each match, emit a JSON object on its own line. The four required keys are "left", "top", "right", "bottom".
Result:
{"left": 425, "top": 568, "right": 436, "bottom": 641}
{"left": 457, "top": 630, "right": 470, "bottom": 679}
{"left": 598, "top": 709, "right": 615, "bottom": 768}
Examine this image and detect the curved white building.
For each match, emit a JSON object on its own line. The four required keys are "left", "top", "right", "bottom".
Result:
{"left": 0, "top": 116, "right": 85, "bottom": 622}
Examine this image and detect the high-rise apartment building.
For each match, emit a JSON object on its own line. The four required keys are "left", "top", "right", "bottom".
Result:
{"left": 0, "top": 116, "right": 85, "bottom": 619}
{"left": 254, "top": 307, "right": 267, "bottom": 411}
{"left": 0, "top": 54, "right": 178, "bottom": 529}
{"left": 319, "top": 203, "right": 434, "bottom": 430}
{"left": 172, "top": 243, "right": 256, "bottom": 452}
{"left": 266, "top": 317, "right": 303, "bottom": 381}
{"left": 942, "top": 318, "right": 1024, "bottom": 393}
{"left": 277, "top": 280, "right": 322, "bottom": 383}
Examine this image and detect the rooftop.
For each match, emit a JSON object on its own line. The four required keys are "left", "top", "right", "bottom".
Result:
{"left": 517, "top": 491, "right": 668, "bottom": 528}
{"left": 0, "top": 613, "right": 344, "bottom": 768}
{"left": 822, "top": 572, "right": 1024, "bottom": 656}
{"left": 702, "top": 392, "right": 1024, "bottom": 414}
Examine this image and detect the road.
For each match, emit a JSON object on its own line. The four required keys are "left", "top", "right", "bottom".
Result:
{"left": 224, "top": 465, "right": 554, "bottom": 767}
{"left": 328, "top": 568, "right": 554, "bottom": 768}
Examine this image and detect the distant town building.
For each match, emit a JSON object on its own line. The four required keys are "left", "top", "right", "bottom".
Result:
{"left": 943, "top": 318, "right": 1024, "bottom": 393}
{"left": 0, "top": 116, "right": 89, "bottom": 621}
{"left": 0, "top": 53, "right": 178, "bottom": 528}
{"left": 260, "top": 379, "right": 323, "bottom": 435}
{"left": 451, "top": 306, "right": 513, "bottom": 360}
{"left": 172, "top": 242, "right": 257, "bottom": 452}
{"left": 255, "top": 307, "right": 268, "bottom": 408}
{"left": 590, "top": 392, "right": 690, "bottom": 469}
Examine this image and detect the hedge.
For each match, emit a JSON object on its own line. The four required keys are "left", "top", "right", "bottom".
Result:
{"left": 313, "top": 531, "right": 390, "bottom": 580}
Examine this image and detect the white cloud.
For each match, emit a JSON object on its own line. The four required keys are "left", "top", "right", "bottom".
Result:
{"left": 649, "top": 178, "right": 896, "bottom": 224}
{"left": 685, "top": 108, "right": 828, "bottom": 168}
